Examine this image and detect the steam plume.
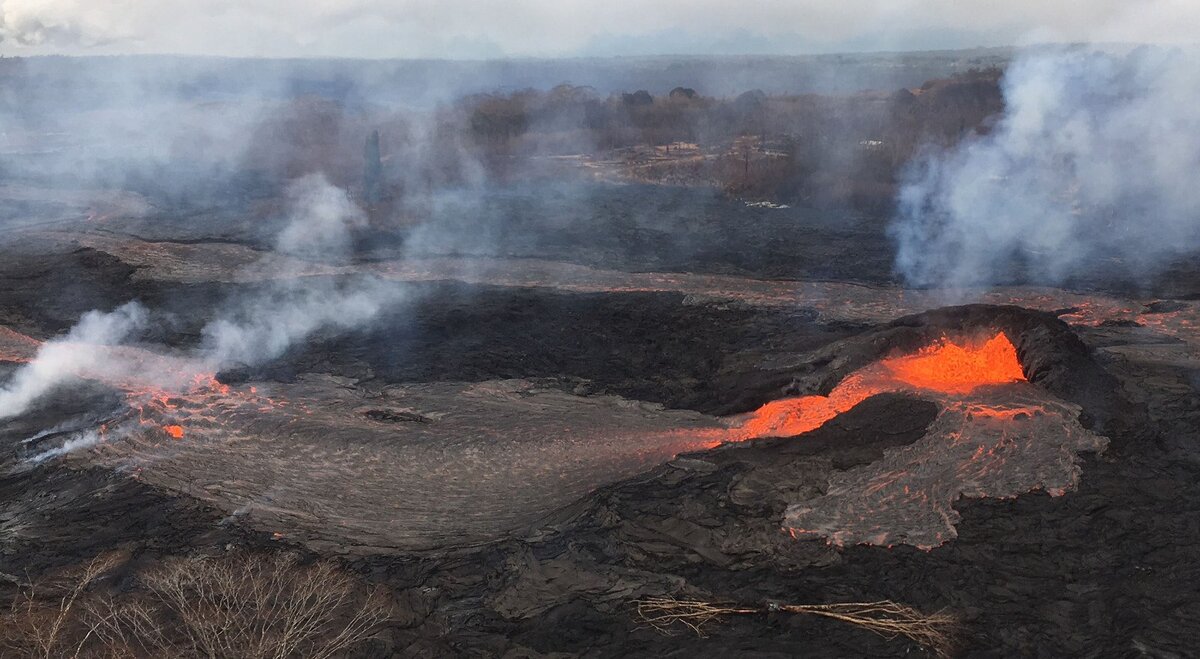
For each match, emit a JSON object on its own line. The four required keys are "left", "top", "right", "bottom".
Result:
{"left": 891, "top": 46, "right": 1200, "bottom": 289}
{"left": 0, "top": 176, "right": 401, "bottom": 429}
{"left": 274, "top": 174, "right": 368, "bottom": 260}
{"left": 0, "top": 302, "right": 147, "bottom": 419}
{"left": 200, "top": 174, "right": 400, "bottom": 369}
{"left": 201, "top": 281, "right": 396, "bottom": 368}
{"left": 27, "top": 428, "right": 102, "bottom": 463}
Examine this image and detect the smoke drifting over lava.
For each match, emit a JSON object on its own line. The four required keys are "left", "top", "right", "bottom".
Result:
{"left": 0, "top": 301, "right": 147, "bottom": 419}
{"left": 200, "top": 278, "right": 398, "bottom": 369}
{"left": 892, "top": 46, "right": 1200, "bottom": 289}
{"left": 0, "top": 175, "right": 403, "bottom": 432}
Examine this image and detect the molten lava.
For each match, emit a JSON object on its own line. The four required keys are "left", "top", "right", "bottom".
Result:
{"left": 163, "top": 424, "right": 184, "bottom": 439}
{"left": 884, "top": 332, "right": 1025, "bottom": 393}
{"left": 734, "top": 332, "right": 1025, "bottom": 440}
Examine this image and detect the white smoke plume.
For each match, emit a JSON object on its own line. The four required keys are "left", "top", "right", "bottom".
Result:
{"left": 0, "top": 301, "right": 147, "bottom": 419}
{"left": 0, "top": 175, "right": 401, "bottom": 425}
{"left": 200, "top": 174, "right": 400, "bottom": 368}
{"left": 26, "top": 428, "right": 102, "bottom": 463}
{"left": 891, "top": 46, "right": 1200, "bottom": 289}
{"left": 200, "top": 280, "right": 397, "bottom": 368}
{"left": 0, "top": 0, "right": 100, "bottom": 47}
{"left": 274, "top": 174, "right": 368, "bottom": 260}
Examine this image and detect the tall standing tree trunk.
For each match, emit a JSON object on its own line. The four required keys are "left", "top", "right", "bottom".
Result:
{"left": 363, "top": 129, "right": 383, "bottom": 207}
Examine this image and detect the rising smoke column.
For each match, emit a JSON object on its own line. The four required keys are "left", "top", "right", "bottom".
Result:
{"left": 201, "top": 174, "right": 401, "bottom": 368}
{"left": 891, "top": 46, "right": 1200, "bottom": 289}
{"left": 0, "top": 176, "right": 403, "bottom": 428}
{"left": 0, "top": 302, "right": 147, "bottom": 419}
{"left": 273, "top": 173, "right": 368, "bottom": 259}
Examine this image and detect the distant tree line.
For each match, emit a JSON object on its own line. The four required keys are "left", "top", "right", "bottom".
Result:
{"left": 453, "top": 68, "right": 1003, "bottom": 209}
{"left": 235, "top": 68, "right": 1003, "bottom": 216}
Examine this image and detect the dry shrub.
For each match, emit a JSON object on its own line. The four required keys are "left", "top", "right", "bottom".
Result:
{"left": 636, "top": 595, "right": 959, "bottom": 657}
{"left": 0, "top": 553, "right": 122, "bottom": 658}
{"left": 1, "top": 551, "right": 391, "bottom": 659}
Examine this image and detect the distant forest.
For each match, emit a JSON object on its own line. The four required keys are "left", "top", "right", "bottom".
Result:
{"left": 453, "top": 69, "right": 1004, "bottom": 209}
{"left": 244, "top": 67, "right": 1004, "bottom": 214}
{"left": 0, "top": 53, "right": 1010, "bottom": 215}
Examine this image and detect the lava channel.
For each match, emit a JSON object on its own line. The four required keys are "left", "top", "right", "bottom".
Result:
{"left": 731, "top": 332, "right": 1026, "bottom": 441}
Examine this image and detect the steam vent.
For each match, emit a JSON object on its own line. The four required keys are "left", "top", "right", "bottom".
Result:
{"left": 2, "top": 43, "right": 1199, "bottom": 659}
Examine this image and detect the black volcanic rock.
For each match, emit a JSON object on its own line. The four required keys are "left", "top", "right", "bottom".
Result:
{"left": 0, "top": 464, "right": 268, "bottom": 578}
{"left": 347, "top": 311, "right": 1196, "bottom": 658}
{"left": 0, "top": 290, "right": 1194, "bottom": 657}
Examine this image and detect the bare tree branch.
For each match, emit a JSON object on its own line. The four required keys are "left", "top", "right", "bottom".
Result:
{"left": 635, "top": 595, "right": 959, "bottom": 657}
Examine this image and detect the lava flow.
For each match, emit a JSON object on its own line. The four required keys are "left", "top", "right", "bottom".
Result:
{"left": 733, "top": 332, "right": 1025, "bottom": 440}
{"left": 726, "top": 331, "right": 1108, "bottom": 549}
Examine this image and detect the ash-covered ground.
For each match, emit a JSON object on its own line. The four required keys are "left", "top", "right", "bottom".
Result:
{"left": 1, "top": 176, "right": 1199, "bottom": 658}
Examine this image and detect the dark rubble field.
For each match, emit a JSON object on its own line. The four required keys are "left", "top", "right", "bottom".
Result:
{"left": 1, "top": 181, "right": 1200, "bottom": 658}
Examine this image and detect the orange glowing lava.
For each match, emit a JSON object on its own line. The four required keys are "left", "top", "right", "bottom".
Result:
{"left": 163, "top": 424, "right": 184, "bottom": 439}
{"left": 734, "top": 333, "right": 1025, "bottom": 440}
{"left": 884, "top": 332, "right": 1025, "bottom": 394}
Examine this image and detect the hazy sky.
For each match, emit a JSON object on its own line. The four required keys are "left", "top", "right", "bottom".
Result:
{"left": 0, "top": 0, "right": 1195, "bottom": 59}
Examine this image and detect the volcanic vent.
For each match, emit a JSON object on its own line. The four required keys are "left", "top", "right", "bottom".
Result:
{"left": 717, "top": 305, "right": 1120, "bottom": 549}
{"left": 730, "top": 332, "right": 1026, "bottom": 440}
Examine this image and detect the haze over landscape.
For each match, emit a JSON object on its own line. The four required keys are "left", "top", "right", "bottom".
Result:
{"left": 0, "top": 1, "right": 1198, "bottom": 658}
